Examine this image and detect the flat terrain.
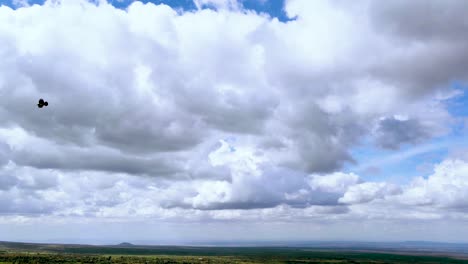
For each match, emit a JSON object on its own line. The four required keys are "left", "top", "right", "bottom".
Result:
{"left": 1, "top": 241, "right": 468, "bottom": 263}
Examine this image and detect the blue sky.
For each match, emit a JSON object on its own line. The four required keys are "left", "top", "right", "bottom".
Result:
{"left": 0, "top": 0, "right": 293, "bottom": 22}
{"left": 346, "top": 86, "right": 468, "bottom": 184}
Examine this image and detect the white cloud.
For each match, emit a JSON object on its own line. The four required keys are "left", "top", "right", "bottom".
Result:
{"left": 395, "top": 159, "right": 468, "bottom": 209}
{"left": 0, "top": 0, "right": 468, "bottom": 242}
{"left": 308, "top": 172, "right": 360, "bottom": 193}
{"left": 0, "top": 0, "right": 458, "bottom": 177}
{"left": 339, "top": 182, "right": 401, "bottom": 204}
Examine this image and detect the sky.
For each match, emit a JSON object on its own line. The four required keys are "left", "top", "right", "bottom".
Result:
{"left": 1, "top": 0, "right": 468, "bottom": 244}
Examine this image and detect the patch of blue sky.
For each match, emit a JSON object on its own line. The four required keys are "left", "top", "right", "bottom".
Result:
{"left": 241, "top": 0, "right": 292, "bottom": 22}
{"left": 1, "top": 0, "right": 293, "bottom": 22}
{"left": 0, "top": 0, "right": 197, "bottom": 9}
{"left": 345, "top": 138, "right": 452, "bottom": 184}
{"left": 224, "top": 137, "right": 237, "bottom": 152}
{"left": 345, "top": 83, "right": 468, "bottom": 183}
{"left": 444, "top": 83, "right": 468, "bottom": 127}
{"left": 0, "top": 0, "right": 23, "bottom": 7}
{"left": 347, "top": 121, "right": 467, "bottom": 183}
{"left": 109, "top": 0, "right": 197, "bottom": 11}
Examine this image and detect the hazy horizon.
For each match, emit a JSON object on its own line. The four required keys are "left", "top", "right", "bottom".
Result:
{"left": 4, "top": 238, "right": 468, "bottom": 247}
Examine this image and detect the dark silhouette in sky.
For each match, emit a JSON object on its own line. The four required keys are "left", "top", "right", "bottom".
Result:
{"left": 38, "top": 98, "right": 48, "bottom": 108}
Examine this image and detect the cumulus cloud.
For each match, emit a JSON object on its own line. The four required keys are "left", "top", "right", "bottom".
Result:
{"left": 2, "top": 147, "right": 468, "bottom": 224}
{"left": 0, "top": 141, "right": 11, "bottom": 167}
{"left": 374, "top": 116, "right": 431, "bottom": 150}
{"left": 339, "top": 182, "right": 401, "bottom": 204}
{"left": 0, "top": 0, "right": 457, "bottom": 175}
{"left": 365, "top": 0, "right": 468, "bottom": 98}
{"left": 0, "top": 0, "right": 467, "bottom": 226}
{"left": 395, "top": 159, "right": 468, "bottom": 209}
{"left": 160, "top": 141, "right": 364, "bottom": 210}
{"left": 369, "top": 0, "right": 468, "bottom": 42}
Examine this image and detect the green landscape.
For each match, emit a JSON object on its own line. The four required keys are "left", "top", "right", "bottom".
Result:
{"left": 1, "top": 241, "right": 468, "bottom": 263}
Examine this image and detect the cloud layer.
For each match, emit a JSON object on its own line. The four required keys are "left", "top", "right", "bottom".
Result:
{"left": 0, "top": 0, "right": 468, "bottom": 233}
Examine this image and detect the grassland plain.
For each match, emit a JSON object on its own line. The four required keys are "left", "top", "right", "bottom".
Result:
{"left": 1, "top": 242, "right": 468, "bottom": 263}
{"left": 1, "top": 251, "right": 468, "bottom": 263}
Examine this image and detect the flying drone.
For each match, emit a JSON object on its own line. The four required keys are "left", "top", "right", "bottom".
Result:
{"left": 37, "top": 98, "right": 49, "bottom": 108}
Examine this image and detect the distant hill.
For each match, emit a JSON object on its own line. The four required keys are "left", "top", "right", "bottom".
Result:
{"left": 116, "top": 242, "right": 135, "bottom": 247}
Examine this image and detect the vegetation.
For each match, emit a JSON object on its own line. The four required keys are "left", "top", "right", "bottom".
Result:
{"left": 1, "top": 241, "right": 467, "bottom": 263}
{"left": 1, "top": 250, "right": 468, "bottom": 263}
